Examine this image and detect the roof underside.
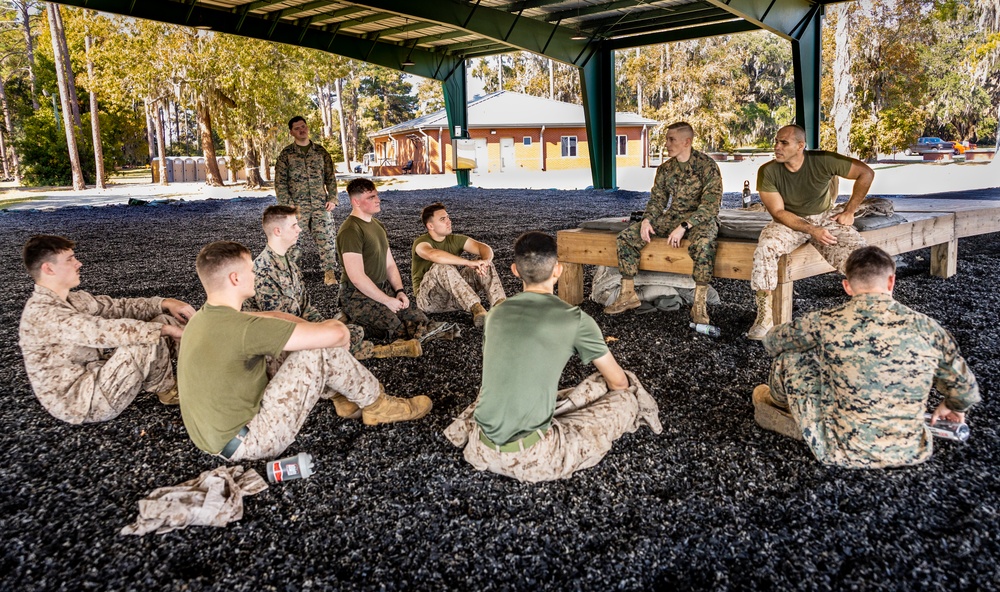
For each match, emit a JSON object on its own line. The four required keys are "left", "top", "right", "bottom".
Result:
{"left": 54, "top": 0, "right": 847, "bottom": 80}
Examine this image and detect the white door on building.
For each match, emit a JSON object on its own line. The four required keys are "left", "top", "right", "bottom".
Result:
{"left": 500, "top": 138, "right": 515, "bottom": 171}
{"left": 473, "top": 138, "right": 489, "bottom": 173}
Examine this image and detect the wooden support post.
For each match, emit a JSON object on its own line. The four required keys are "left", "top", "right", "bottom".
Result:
{"left": 773, "top": 281, "right": 794, "bottom": 326}
{"left": 930, "top": 239, "right": 958, "bottom": 278}
{"left": 558, "top": 262, "right": 585, "bottom": 305}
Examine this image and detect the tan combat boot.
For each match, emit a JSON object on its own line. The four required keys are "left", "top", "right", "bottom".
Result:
{"left": 362, "top": 391, "right": 433, "bottom": 426}
{"left": 332, "top": 394, "right": 362, "bottom": 420}
{"left": 747, "top": 290, "right": 773, "bottom": 340}
{"left": 156, "top": 386, "right": 179, "bottom": 406}
{"left": 691, "top": 283, "right": 710, "bottom": 325}
{"left": 492, "top": 297, "right": 506, "bottom": 307}
{"left": 470, "top": 302, "right": 488, "bottom": 328}
{"left": 752, "top": 385, "right": 802, "bottom": 440}
{"left": 604, "top": 278, "right": 641, "bottom": 315}
{"left": 370, "top": 339, "right": 422, "bottom": 359}
{"left": 324, "top": 270, "right": 339, "bottom": 285}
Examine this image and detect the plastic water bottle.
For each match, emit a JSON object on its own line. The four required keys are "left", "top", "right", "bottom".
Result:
{"left": 742, "top": 180, "right": 752, "bottom": 208}
{"left": 924, "top": 414, "right": 970, "bottom": 442}
{"left": 266, "top": 452, "right": 315, "bottom": 483}
{"left": 690, "top": 322, "right": 721, "bottom": 337}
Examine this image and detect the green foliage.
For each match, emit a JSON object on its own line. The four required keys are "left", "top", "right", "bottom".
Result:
{"left": 13, "top": 112, "right": 97, "bottom": 186}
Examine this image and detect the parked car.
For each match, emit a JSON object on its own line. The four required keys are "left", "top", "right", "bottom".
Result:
{"left": 905, "top": 137, "right": 955, "bottom": 155}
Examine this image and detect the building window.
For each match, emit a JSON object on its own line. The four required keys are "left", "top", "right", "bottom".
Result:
{"left": 616, "top": 135, "right": 627, "bottom": 156}
{"left": 523, "top": 136, "right": 532, "bottom": 146}
{"left": 561, "top": 136, "right": 577, "bottom": 157}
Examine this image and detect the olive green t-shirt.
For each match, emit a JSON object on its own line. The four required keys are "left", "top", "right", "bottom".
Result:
{"left": 410, "top": 233, "right": 469, "bottom": 295}
{"left": 756, "top": 150, "right": 854, "bottom": 216}
{"left": 337, "top": 215, "right": 389, "bottom": 288}
{"left": 178, "top": 305, "right": 295, "bottom": 454}
{"left": 474, "top": 292, "right": 609, "bottom": 445}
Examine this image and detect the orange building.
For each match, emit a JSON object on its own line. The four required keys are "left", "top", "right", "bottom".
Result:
{"left": 368, "top": 91, "right": 659, "bottom": 176}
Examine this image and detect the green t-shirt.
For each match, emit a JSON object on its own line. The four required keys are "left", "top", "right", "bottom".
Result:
{"left": 474, "top": 292, "right": 609, "bottom": 445}
{"left": 178, "top": 305, "right": 296, "bottom": 453}
{"left": 756, "top": 150, "right": 854, "bottom": 216}
{"left": 337, "top": 215, "right": 389, "bottom": 288}
{"left": 410, "top": 232, "right": 469, "bottom": 295}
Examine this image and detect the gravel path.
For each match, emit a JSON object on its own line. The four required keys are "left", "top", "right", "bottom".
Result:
{"left": 1, "top": 188, "right": 997, "bottom": 591}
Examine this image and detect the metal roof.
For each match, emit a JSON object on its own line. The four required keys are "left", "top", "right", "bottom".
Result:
{"left": 373, "top": 90, "right": 659, "bottom": 136}
{"left": 52, "top": 1, "right": 848, "bottom": 81}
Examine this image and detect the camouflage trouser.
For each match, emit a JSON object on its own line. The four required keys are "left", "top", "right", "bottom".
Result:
{"left": 616, "top": 215, "right": 719, "bottom": 283}
{"left": 346, "top": 323, "right": 365, "bottom": 356}
{"left": 751, "top": 211, "right": 867, "bottom": 291}
{"left": 339, "top": 281, "right": 430, "bottom": 341}
{"left": 227, "top": 346, "right": 381, "bottom": 461}
{"left": 415, "top": 262, "right": 506, "bottom": 313}
{"left": 42, "top": 314, "right": 179, "bottom": 424}
{"left": 287, "top": 205, "right": 337, "bottom": 273}
{"left": 445, "top": 372, "right": 662, "bottom": 483}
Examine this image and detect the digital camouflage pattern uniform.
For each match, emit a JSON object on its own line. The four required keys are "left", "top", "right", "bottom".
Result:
{"left": 763, "top": 293, "right": 980, "bottom": 468}
{"left": 339, "top": 281, "right": 430, "bottom": 341}
{"left": 18, "top": 286, "right": 179, "bottom": 424}
{"left": 244, "top": 245, "right": 365, "bottom": 355}
{"left": 274, "top": 141, "right": 338, "bottom": 273}
{"left": 616, "top": 149, "right": 722, "bottom": 283}
{"left": 415, "top": 263, "right": 506, "bottom": 314}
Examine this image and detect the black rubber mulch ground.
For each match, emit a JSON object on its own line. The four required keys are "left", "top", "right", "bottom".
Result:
{"left": 0, "top": 188, "right": 997, "bottom": 591}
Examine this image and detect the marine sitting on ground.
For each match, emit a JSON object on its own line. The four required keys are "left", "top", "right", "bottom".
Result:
{"left": 445, "top": 231, "right": 662, "bottom": 483}
{"left": 753, "top": 245, "right": 980, "bottom": 468}
{"left": 178, "top": 240, "right": 432, "bottom": 462}
{"left": 245, "top": 204, "right": 421, "bottom": 360}
{"left": 411, "top": 201, "right": 506, "bottom": 328}
{"left": 18, "top": 234, "right": 195, "bottom": 423}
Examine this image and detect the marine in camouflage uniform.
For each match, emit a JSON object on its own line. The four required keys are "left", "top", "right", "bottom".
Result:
{"left": 756, "top": 246, "right": 979, "bottom": 468}
{"left": 606, "top": 122, "right": 721, "bottom": 324}
{"left": 274, "top": 116, "right": 339, "bottom": 284}
{"left": 748, "top": 125, "right": 875, "bottom": 340}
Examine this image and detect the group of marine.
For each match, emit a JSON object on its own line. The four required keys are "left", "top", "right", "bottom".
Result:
{"left": 17, "top": 117, "right": 980, "bottom": 483}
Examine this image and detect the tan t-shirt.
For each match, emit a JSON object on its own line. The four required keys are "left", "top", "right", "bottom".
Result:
{"left": 179, "top": 305, "right": 295, "bottom": 453}
{"left": 336, "top": 215, "right": 389, "bottom": 288}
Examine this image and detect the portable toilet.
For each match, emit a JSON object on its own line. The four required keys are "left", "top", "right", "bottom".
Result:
{"left": 171, "top": 157, "right": 185, "bottom": 183}
{"left": 183, "top": 158, "right": 196, "bottom": 182}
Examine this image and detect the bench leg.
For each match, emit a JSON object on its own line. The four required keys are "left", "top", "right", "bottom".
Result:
{"left": 930, "top": 240, "right": 957, "bottom": 278}
{"left": 558, "top": 262, "right": 584, "bottom": 305}
{"left": 772, "top": 281, "right": 793, "bottom": 326}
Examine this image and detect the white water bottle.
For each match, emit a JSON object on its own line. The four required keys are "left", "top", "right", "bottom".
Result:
{"left": 267, "top": 452, "right": 315, "bottom": 483}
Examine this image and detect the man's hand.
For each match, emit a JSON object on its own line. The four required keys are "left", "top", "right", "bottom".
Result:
{"left": 161, "top": 323, "right": 184, "bottom": 342}
{"left": 382, "top": 292, "right": 406, "bottom": 312}
{"left": 466, "top": 259, "right": 490, "bottom": 277}
{"left": 667, "top": 225, "right": 686, "bottom": 247}
{"left": 640, "top": 219, "right": 655, "bottom": 243}
{"left": 162, "top": 298, "right": 196, "bottom": 323}
{"left": 831, "top": 210, "right": 855, "bottom": 226}
{"left": 808, "top": 225, "right": 838, "bottom": 246}
{"left": 930, "top": 403, "right": 965, "bottom": 425}
{"left": 396, "top": 292, "right": 410, "bottom": 308}
{"left": 325, "top": 200, "right": 336, "bottom": 211}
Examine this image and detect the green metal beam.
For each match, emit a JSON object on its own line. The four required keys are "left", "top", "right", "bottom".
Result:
{"left": 545, "top": 0, "right": 649, "bottom": 23}
{"left": 702, "top": 0, "right": 820, "bottom": 40}
{"left": 606, "top": 19, "right": 759, "bottom": 50}
{"left": 442, "top": 60, "right": 470, "bottom": 187}
{"left": 791, "top": 7, "right": 822, "bottom": 148}
{"left": 336, "top": 0, "right": 596, "bottom": 66}
{"left": 580, "top": 46, "right": 616, "bottom": 190}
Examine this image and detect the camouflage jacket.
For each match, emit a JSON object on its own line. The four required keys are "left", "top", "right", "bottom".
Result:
{"left": 643, "top": 149, "right": 722, "bottom": 229}
{"left": 274, "top": 141, "right": 337, "bottom": 210}
{"left": 18, "top": 285, "right": 166, "bottom": 423}
{"left": 245, "top": 246, "right": 323, "bottom": 323}
{"left": 764, "top": 293, "right": 980, "bottom": 468}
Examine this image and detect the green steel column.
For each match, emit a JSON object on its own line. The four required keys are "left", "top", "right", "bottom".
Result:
{"left": 791, "top": 9, "right": 822, "bottom": 149}
{"left": 442, "top": 60, "right": 470, "bottom": 188}
{"left": 580, "top": 47, "right": 616, "bottom": 190}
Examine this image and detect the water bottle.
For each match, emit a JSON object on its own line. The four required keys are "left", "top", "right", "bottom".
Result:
{"left": 690, "top": 322, "right": 721, "bottom": 337}
{"left": 742, "top": 180, "right": 752, "bottom": 208}
{"left": 924, "top": 414, "right": 970, "bottom": 442}
{"left": 266, "top": 452, "right": 315, "bottom": 483}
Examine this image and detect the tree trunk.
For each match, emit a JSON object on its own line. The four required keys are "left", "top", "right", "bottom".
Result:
{"left": 635, "top": 47, "right": 643, "bottom": 115}
{"left": 0, "top": 75, "right": 21, "bottom": 183}
{"left": 195, "top": 94, "right": 223, "bottom": 186}
{"left": 832, "top": 3, "right": 855, "bottom": 156}
{"left": 85, "top": 34, "right": 105, "bottom": 189}
{"left": 549, "top": 59, "right": 554, "bottom": 99}
{"left": 48, "top": 4, "right": 85, "bottom": 190}
{"left": 261, "top": 149, "right": 270, "bottom": 182}
{"left": 150, "top": 98, "right": 169, "bottom": 186}
{"left": 243, "top": 136, "right": 263, "bottom": 188}
{"left": 145, "top": 101, "right": 156, "bottom": 177}
{"left": 51, "top": 5, "right": 82, "bottom": 129}
{"left": 18, "top": 1, "right": 40, "bottom": 110}
{"left": 335, "top": 77, "right": 350, "bottom": 172}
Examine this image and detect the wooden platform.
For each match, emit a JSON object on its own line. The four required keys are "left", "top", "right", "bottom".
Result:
{"left": 556, "top": 199, "right": 1000, "bottom": 325}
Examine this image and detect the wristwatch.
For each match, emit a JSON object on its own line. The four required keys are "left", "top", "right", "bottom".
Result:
{"left": 682, "top": 221, "right": 692, "bottom": 230}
